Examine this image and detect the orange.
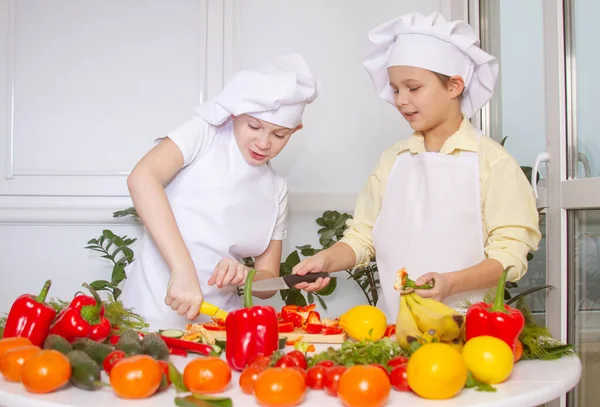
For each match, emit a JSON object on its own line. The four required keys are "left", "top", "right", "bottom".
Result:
{"left": 110, "top": 355, "right": 163, "bottom": 399}
{"left": 21, "top": 350, "right": 71, "bottom": 393}
{"left": 0, "top": 345, "right": 41, "bottom": 382}
{"left": 183, "top": 356, "right": 232, "bottom": 394}
{"left": 337, "top": 365, "right": 391, "bottom": 407}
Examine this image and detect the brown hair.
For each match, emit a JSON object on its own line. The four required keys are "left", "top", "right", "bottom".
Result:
{"left": 434, "top": 73, "right": 464, "bottom": 99}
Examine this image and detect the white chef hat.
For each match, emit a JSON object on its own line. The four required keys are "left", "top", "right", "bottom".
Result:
{"left": 363, "top": 12, "right": 499, "bottom": 118}
{"left": 195, "top": 53, "right": 318, "bottom": 129}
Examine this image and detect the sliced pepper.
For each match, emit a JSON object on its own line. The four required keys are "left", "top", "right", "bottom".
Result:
{"left": 322, "top": 326, "right": 343, "bottom": 335}
{"left": 286, "top": 336, "right": 304, "bottom": 346}
{"left": 305, "top": 310, "right": 321, "bottom": 326}
{"left": 281, "top": 305, "right": 319, "bottom": 328}
{"left": 384, "top": 325, "right": 396, "bottom": 337}
{"left": 278, "top": 322, "right": 294, "bottom": 333}
{"left": 202, "top": 322, "right": 226, "bottom": 331}
{"left": 305, "top": 324, "right": 323, "bottom": 334}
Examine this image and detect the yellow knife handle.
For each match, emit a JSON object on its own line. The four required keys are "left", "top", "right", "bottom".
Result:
{"left": 200, "top": 302, "right": 228, "bottom": 320}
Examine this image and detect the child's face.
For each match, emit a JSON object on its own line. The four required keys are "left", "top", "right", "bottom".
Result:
{"left": 232, "top": 115, "right": 302, "bottom": 165}
{"left": 387, "top": 66, "right": 463, "bottom": 132}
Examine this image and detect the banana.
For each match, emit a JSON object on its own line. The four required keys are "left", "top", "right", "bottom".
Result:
{"left": 395, "top": 295, "right": 423, "bottom": 351}
{"left": 411, "top": 293, "right": 461, "bottom": 316}
{"left": 404, "top": 293, "right": 463, "bottom": 342}
{"left": 443, "top": 337, "right": 465, "bottom": 353}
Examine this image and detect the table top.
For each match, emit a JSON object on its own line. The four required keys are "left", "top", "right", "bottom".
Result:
{"left": 0, "top": 344, "right": 582, "bottom": 407}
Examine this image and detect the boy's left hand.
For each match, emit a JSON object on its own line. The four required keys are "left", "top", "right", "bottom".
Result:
{"left": 208, "top": 258, "right": 250, "bottom": 288}
{"left": 413, "top": 272, "right": 451, "bottom": 302}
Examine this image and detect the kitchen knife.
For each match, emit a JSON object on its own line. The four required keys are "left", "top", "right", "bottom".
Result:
{"left": 250, "top": 272, "right": 332, "bottom": 292}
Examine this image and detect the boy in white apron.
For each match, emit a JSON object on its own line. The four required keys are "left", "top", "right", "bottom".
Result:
{"left": 120, "top": 53, "right": 318, "bottom": 330}
{"left": 292, "top": 12, "right": 541, "bottom": 321}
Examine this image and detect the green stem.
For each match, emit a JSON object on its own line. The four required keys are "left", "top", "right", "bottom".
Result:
{"left": 244, "top": 269, "right": 258, "bottom": 308}
{"left": 36, "top": 280, "right": 52, "bottom": 303}
{"left": 491, "top": 268, "right": 511, "bottom": 313}
{"left": 81, "top": 283, "right": 104, "bottom": 324}
{"left": 405, "top": 278, "right": 435, "bottom": 290}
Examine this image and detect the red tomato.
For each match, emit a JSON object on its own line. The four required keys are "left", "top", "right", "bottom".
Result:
{"left": 389, "top": 364, "right": 410, "bottom": 392}
{"left": 306, "top": 365, "right": 327, "bottom": 390}
{"left": 286, "top": 350, "right": 307, "bottom": 370}
{"left": 387, "top": 356, "right": 409, "bottom": 369}
{"left": 274, "top": 355, "right": 298, "bottom": 369}
{"left": 324, "top": 365, "right": 347, "bottom": 396}
{"left": 316, "top": 360, "right": 335, "bottom": 368}
{"left": 103, "top": 350, "right": 126, "bottom": 374}
{"left": 248, "top": 354, "right": 271, "bottom": 370}
{"left": 291, "top": 366, "right": 308, "bottom": 384}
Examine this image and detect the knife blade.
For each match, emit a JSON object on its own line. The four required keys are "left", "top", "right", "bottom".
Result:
{"left": 250, "top": 272, "right": 331, "bottom": 292}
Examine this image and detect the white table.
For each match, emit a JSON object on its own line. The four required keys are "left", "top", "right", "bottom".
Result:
{"left": 0, "top": 343, "right": 582, "bottom": 407}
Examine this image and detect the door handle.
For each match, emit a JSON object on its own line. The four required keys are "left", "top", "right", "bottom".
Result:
{"left": 532, "top": 152, "right": 550, "bottom": 199}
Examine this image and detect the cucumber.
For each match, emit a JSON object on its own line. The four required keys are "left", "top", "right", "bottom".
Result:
{"left": 115, "top": 330, "right": 143, "bottom": 357}
{"left": 279, "top": 337, "right": 287, "bottom": 349}
{"left": 141, "top": 333, "right": 170, "bottom": 361}
{"left": 160, "top": 329, "right": 184, "bottom": 339}
{"left": 66, "top": 350, "right": 103, "bottom": 390}
{"left": 72, "top": 338, "right": 113, "bottom": 366}
{"left": 43, "top": 335, "right": 72, "bottom": 355}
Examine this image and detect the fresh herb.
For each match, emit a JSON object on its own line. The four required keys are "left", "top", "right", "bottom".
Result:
{"left": 307, "top": 338, "right": 409, "bottom": 368}
{"left": 0, "top": 316, "right": 6, "bottom": 337}
{"left": 168, "top": 361, "right": 189, "bottom": 393}
{"left": 465, "top": 371, "right": 497, "bottom": 392}
{"left": 175, "top": 395, "right": 232, "bottom": 407}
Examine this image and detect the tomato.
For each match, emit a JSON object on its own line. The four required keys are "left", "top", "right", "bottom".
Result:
{"left": 338, "top": 365, "right": 391, "bottom": 407}
{"left": 157, "top": 360, "right": 171, "bottom": 391}
{"left": 286, "top": 350, "right": 307, "bottom": 370}
{"left": 324, "top": 365, "right": 347, "bottom": 396}
{"left": 462, "top": 336, "right": 514, "bottom": 385}
{"left": 315, "top": 360, "right": 335, "bottom": 368}
{"left": 248, "top": 354, "right": 271, "bottom": 370}
{"left": 0, "top": 345, "right": 41, "bottom": 382}
{"left": 103, "top": 350, "right": 126, "bottom": 374}
{"left": 21, "top": 350, "right": 71, "bottom": 394}
{"left": 406, "top": 343, "right": 467, "bottom": 400}
{"left": 0, "top": 337, "right": 33, "bottom": 359}
{"left": 387, "top": 356, "right": 409, "bottom": 369}
{"left": 389, "top": 364, "right": 410, "bottom": 392}
{"left": 183, "top": 356, "right": 232, "bottom": 393}
{"left": 306, "top": 365, "right": 327, "bottom": 390}
{"left": 514, "top": 338, "right": 523, "bottom": 362}
{"left": 372, "top": 363, "right": 390, "bottom": 378}
{"left": 275, "top": 355, "right": 298, "bottom": 368}
{"left": 110, "top": 355, "right": 163, "bottom": 399}
{"left": 239, "top": 365, "right": 263, "bottom": 394}
{"left": 254, "top": 367, "right": 306, "bottom": 407}
{"left": 291, "top": 366, "right": 307, "bottom": 384}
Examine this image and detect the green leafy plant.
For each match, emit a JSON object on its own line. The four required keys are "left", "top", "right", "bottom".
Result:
{"left": 86, "top": 229, "right": 137, "bottom": 300}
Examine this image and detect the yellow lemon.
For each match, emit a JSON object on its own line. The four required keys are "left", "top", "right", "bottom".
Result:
{"left": 407, "top": 342, "right": 468, "bottom": 400}
{"left": 338, "top": 305, "right": 387, "bottom": 341}
{"left": 462, "top": 336, "right": 514, "bottom": 384}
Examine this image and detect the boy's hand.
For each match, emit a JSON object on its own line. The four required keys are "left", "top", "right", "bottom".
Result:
{"left": 413, "top": 272, "right": 451, "bottom": 302}
{"left": 291, "top": 255, "right": 331, "bottom": 292}
{"left": 208, "top": 258, "right": 250, "bottom": 288}
{"left": 165, "top": 270, "right": 204, "bottom": 320}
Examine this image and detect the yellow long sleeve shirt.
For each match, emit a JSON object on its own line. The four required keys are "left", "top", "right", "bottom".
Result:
{"left": 340, "top": 117, "right": 542, "bottom": 282}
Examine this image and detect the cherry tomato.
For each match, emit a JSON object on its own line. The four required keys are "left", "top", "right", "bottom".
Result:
{"left": 248, "top": 354, "right": 271, "bottom": 370}
{"left": 324, "top": 365, "right": 347, "bottom": 396}
{"left": 274, "top": 355, "right": 298, "bottom": 368}
{"left": 286, "top": 350, "right": 307, "bottom": 370}
{"left": 103, "top": 350, "right": 126, "bottom": 374}
{"left": 387, "top": 356, "right": 409, "bottom": 369}
{"left": 389, "top": 364, "right": 410, "bottom": 392}
{"left": 316, "top": 360, "right": 335, "bottom": 368}
{"left": 306, "top": 365, "right": 327, "bottom": 390}
{"left": 157, "top": 360, "right": 171, "bottom": 392}
{"left": 239, "top": 365, "right": 262, "bottom": 394}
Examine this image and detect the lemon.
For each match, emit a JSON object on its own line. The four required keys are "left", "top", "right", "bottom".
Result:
{"left": 407, "top": 342, "right": 468, "bottom": 400}
{"left": 462, "top": 336, "right": 514, "bottom": 384}
{"left": 339, "top": 305, "right": 387, "bottom": 341}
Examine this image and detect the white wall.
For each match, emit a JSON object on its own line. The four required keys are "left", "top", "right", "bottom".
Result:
{"left": 0, "top": 1, "right": 466, "bottom": 320}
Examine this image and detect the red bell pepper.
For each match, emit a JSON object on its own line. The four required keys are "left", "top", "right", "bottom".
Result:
{"left": 305, "top": 323, "right": 323, "bottom": 334}
{"left": 226, "top": 269, "right": 279, "bottom": 371}
{"left": 281, "top": 304, "right": 320, "bottom": 328}
{"left": 48, "top": 283, "right": 112, "bottom": 343}
{"left": 278, "top": 322, "right": 295, "bottom": 333}
{"left": 465, "top": 268, "right": 525, "bottom": 351}
{"left": 322, "top": 326, "right": 343, "bottom": 335}
{"left": 2, "top": 280, "right": 57, "bottom": 347}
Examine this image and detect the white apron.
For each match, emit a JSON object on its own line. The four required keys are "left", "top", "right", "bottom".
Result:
{"left": 372, "top": 144, "right": 488, "bottom": 321}
{"left": 120, "top": 123, "right": 278, "bottom": 331}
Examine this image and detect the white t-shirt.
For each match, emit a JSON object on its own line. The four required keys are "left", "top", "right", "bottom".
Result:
{"left": 161, "top": 116, "right": 289, "bottom": 241}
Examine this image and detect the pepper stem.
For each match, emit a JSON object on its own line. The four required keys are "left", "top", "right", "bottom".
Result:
{"left": 243, "top": 269, "right": 258, "bottom": 308}
{"left": 36, "top": 280, "right": 52, "bottom": 303}
{"left": 491, "top": 267, "right": 512, "bottom": 313}
{"left": 80, "top": 283, "right": 103, "bottom": 324}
